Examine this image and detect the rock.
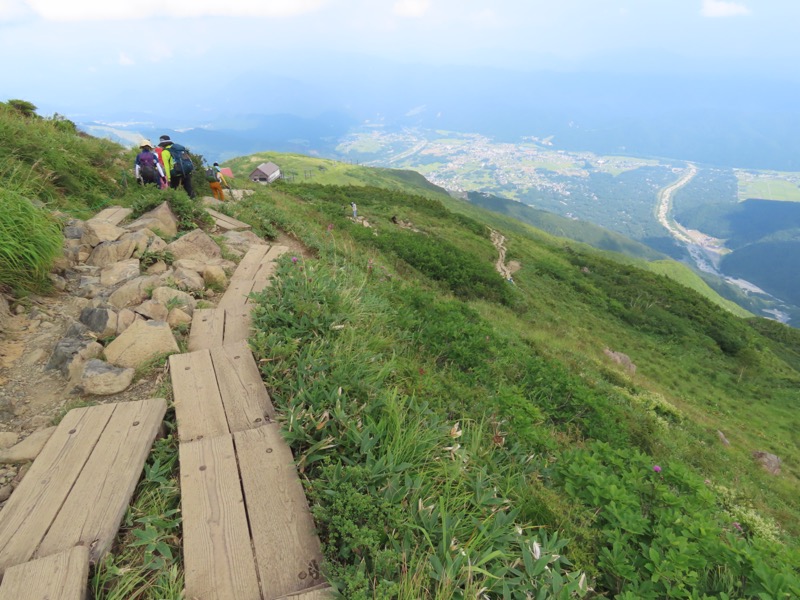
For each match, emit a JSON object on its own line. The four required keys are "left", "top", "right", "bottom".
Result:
{"left": 0, "top": 433, "right": 19, "bottom": 450}
{"left": 134, "top": 299, "right": 169, "bottom": 322}
{"left": 104, "top": 320, "right": 179, "bottom": 369}
{"left": 79, "top": 306, "right": 119, "bottom": 338}
{"left": 717, "top": 430, "right": 730, "bottom": 446}
{"left": 119, "top": 230, "right": 153, "bottom": 258}
{"left": 752, "top": 451, "right": 781, "bottom": 475}
{"left": 63, "top": 223, "right": 85, "bottom": 239}
{"left": 126, "top": 202, "right": 179, "bottom": 239}
{"left": 146, "top": 260, "right": 168, "bottom": 275}
{"left": 66, "top": 341, "right": 104, "bottom": 384}
{"left": 203, "top": 265, "right": 227, "bottom": 289}
{"left": 0, "top": 484, "right": 12, "bottom": 502}
{"left": 151, "top": 287, "right": 196, "bottom": 316}
{"left": 81, "top": 359, "right": 135, "bottom": 396}
{"left": 80, "top": 219, "right": 126, "bottom": 247}
{"left": 26, "top": 415, "right": 53, "bottom": 429}
{"left": 166, "top": 229, "right": 222, "bottom": 262}
{"left": 116, "top": 308, "right": 139, "bottom": 334}
{"left": 222, "top": 230, "right": 267, "bottom": 255}
{"left": 51, "top": 256, "right": 73, "bottom": 273}
{"left": 147, "top": 235, "right": 168, "bottom": 252}
{"left": 22, "top": 348, "right": 46, "bottom": 366}
{"left": 86, "top": 237, "right": 137, "bottom": 267}
{"left": 45, "top": 322, "right": 94, "bottom": 374}
{"left": 0, "top": 427, "right": 56, "bottom": 464}
{"left": 108, "top": 275, "right": 160, "bottom": 309}
{"left": 99, "top": 258, "right": 141, "bottom": 287}
{"left": 603, "top": 347, "right": 637, "bottom": 376}
{"left": 173, "top": 267, "right": 205, "bottom": 291}
{"left": 167, "top": 308, "right": 192, "bottom": 328}
{"left": 173, "top": 258, "right": 207, "bottom": 274}
{"left": 47, "top": 273, "right": 68, "bottom": 291}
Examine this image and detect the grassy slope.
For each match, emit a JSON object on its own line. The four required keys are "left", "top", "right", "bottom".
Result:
{"left": 229, "top": 171, "right": 800, "bottom": 596}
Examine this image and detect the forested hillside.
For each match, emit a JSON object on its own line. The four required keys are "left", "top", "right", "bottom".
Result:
{"left": 1, "top": 105, "right": 799, "bottom": 598}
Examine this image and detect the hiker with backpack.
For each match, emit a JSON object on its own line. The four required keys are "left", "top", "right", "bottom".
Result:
{"left": 158, "top": 134, "right": 196, "bottom": 198}
{"left": 206, "top": 162, "right": 228, "bottom": 201}
{"left": 134, "top": 140, "right": 165, "bottom": 187}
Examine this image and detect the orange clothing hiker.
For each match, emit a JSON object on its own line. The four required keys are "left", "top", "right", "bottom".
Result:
{"left": 208, "top": 162, "right": 228, "bottom": 201}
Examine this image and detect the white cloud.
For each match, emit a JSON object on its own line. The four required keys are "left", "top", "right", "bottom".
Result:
{"left": 119, "top": 52, "right": 134, "bottom": 66}
{"left": 701, "top": 0, "right": 751, "bottom": 18}
{"left": 393, "top": 0, "right": 430, "bottom": 19}
{"left": 21, "top": 0, "right": 327, "bottom": 21}
{"left": 0, "top": 0, "right": 32, "bottom": 21}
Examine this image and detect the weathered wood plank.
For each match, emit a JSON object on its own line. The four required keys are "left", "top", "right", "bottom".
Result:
{"left": 217, "top": 279, "right": 256, "bottom": 310}
{"left": 221, "top": 307, "right": 252, "bottom": 346}
{"left": 0, "top": 546, "right": 89, "bottom": 600}
{"left": 210, "top": 341, "right": 274, "bottom": 431}
{"left": 37, "top": 399, "right": 167, "bottom": 563}
{"left": 181, "top": 435, "right": 261, "bottom": 600}
{"left": 234, "top": 425, "right": 325, "bottom": 599}
{"left": 230, "top": 245, "right": 270, "bottom": 282}
{"left": 206, "top": 208, "right": 252, "bottom": 231}
{"left": 170, "top": 351, "right": 229, "bottom": 441}
{"left": 264, "top": 244, "right": 290, "bottom": 262}
{"left": 188, "top": 308, "right": 225, "bottom": 352}
{"left": 0, "top": 405, "right": 115, "bottom": 575}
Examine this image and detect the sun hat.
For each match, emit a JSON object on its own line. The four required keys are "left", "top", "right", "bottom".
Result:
{"left": 139, "top": 139, "right": 153, "bottom": 148}
{"left": 158, "top": 135, "right": 172, "bottom": 147}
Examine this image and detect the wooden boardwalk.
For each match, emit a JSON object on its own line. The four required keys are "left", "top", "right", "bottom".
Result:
{"left": 206, "top": 207, "right": 252, "bottom": 231}
{"left": 90, "top": 206, "right": 132, "bottom": 226}
{"left": 0, "top": 546, "right": 89, "bottom": 600}
{"left": 0, "top": 398, "right": 166, "bottom": 582}
{"left": 173, "top": 244, "right": 330, "bottom": 600}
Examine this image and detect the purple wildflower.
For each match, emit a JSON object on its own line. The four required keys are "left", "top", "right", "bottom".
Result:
{"left": 327, "top": 223, "right": 334, "bottom": 231}
{"left": 652, "top": 465, "right": 662, "bottom": 473}
{"left": 291, "top": 256, "right": 298, "bottom": 263}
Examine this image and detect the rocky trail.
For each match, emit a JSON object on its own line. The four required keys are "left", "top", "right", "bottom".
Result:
{"left": 490, "top": 229, "right": 521, "bottom": 282}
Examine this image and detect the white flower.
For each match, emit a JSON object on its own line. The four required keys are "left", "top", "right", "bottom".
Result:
{"left": 531, "top": 541, "right": 541, "bottom": 560}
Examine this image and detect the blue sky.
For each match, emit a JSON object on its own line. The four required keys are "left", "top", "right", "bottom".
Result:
{"left": 1, "top": 0, "right": 797, "bottom": 117}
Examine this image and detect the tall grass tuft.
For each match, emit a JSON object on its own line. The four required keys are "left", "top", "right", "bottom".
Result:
{"left": 0, "top": 189, "right": 62, "bottom": 291}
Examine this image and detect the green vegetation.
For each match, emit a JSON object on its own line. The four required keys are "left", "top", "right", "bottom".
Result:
{"left": 242, "top": 174, "right": 800, "bottom": 597}
{"left": 738, "top": 175, "right": 800, "bottom": 202}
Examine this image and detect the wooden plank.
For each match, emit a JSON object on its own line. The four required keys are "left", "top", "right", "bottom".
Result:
{"left": 221, "top": 307, "right": 252, "bottom": 347}
{"left": 264, "top": 244, "right": 290, "bottom": 262}
{"left": 234, "top": 425, "right": 325, "bottom": 599}
{"left": 37, "top": 399, "right": 167, "bottom": 563}
{"left": 210, "top": 341, "right": 275, "bottom": 431}
{"left": 275, "top": 585, "right": 334, "bottom": 600}
{"left": 181, "top": 435, "right": 261, "bottom": 600}
{"left": 170, "top": 351, "right": 229, "bottom": 441}
{"left": 188, "top": 308, "right": 225, "bottom": 352}
{"left": 250, "top": 260, "right": 279, "bottom": 286}
{"left": 230, "top": 245, "right": 270, "bottom": 282}
{"left": 0, "top": 405, "right": 115, "bottom": 575}
{"left": 206, "top": 208, "right": 252, "bottom": 231}
{"left": 217, "top": 279, "right": 256, "bottom": 310}
{"left": 0, "top": 546, "right": 89, "bottom": 600}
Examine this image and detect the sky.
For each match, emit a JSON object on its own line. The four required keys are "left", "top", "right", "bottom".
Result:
{"left": 1, "top": 0, "right": 798, "bottom": 118}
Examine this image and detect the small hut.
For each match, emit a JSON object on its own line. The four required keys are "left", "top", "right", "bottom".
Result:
{"left": 249, "top": 162, "right": 281, "bottom": 184}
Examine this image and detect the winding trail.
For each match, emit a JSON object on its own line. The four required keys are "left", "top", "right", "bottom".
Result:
{"left": 490, "top": 229, "right": 519, "bottom": 281}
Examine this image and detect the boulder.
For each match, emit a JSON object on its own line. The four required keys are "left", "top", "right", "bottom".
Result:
{"left": 173, "top": 258, "right": 207, "bottom": 274}
{"left": 63, "top": 223, "right": 85, "bottom": 240}
{"left": 0, "top": 432, "right": 19, "bottom": 450}
{"left": 104, "top": 320, "right": 179, "bottom": 369}
{"left": 45, "top": 322, "right": 95, "bottom": 375}
{"left": 116, "top": 308, "right": 139, "bottom": 334}
{"left": 203, "top": 265, "right": 228, "bottom": 289}
{"left": 126, "top": 202, "right": 179, "bottom": 239}
{"left": 100, "top": 259, "right": 141, "bottom": 287}
{"left": 66, "top": 341, "right": 104, "bottom": 384}
{"left": 118, "top": 230, "right": 153, "bottom": 258}
{"left": 147, "top": 235, "right": 169, "bottom": 252}
{"left": 108, "top": 275, "right": 160, "bottom": 309}
{"left": 134, "top": 299, "right": 169, "bottom": 322}
{"left": 0, "top": 427, "right": 56, "bottom": 464}
{"left": 86, "top": 238, "right": 138, "bottom": 267}
{"left": 752, "top": 451, "right": 781, "bottom": 475}
{"left": 222, "top": 230, "right": 267, "bottom": 255}
{"left": 81, "top": 359, "right": 135, "bottom": 396}
{"left": 166, "top": 229, "right": 221, "bottom": 262}
{"left": 146, "top": 260, "right": 168, "bottom": 275}
{"left": 603, "top": 347, "right": 637, "bottom": 376}
{"left": 79, "top": 306, "right": 119, "bottom": 338}
{"left": 151, "top": 287, "right": 196, "bottom": 316}
{"left": 167, "top": 307, "right": 193, "bottom": 328}
{"left": 81, "top": 219, "right": 126, "bottom": 247}
{"left": 173, "top": 267, "right": 205, "bottom": 291}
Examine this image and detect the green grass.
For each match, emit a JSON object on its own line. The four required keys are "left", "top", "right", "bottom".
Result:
{"left": 737, "top": 175, "right": 800, "bottom": 202}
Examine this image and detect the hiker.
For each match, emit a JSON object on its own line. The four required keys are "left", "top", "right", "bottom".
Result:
{"left": 206, "top": 162, "right": 228, "bottom": 201}
{"left": 134, "top": 140, "right": 165, "bottom": 187}
{"left": 351, "top": 202, "right": 358, "bottom": 219}
{"left": 158, "top": 135, "right": 196, "bottom": 198}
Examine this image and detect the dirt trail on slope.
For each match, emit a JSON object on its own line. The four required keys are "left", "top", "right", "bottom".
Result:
{"left": 490, "top": 230, "right": 521, "bottom": 281}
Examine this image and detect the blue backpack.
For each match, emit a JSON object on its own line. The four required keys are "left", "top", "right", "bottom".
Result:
{"left": 167, "top": 143, "right": 194, "bottom": 178}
